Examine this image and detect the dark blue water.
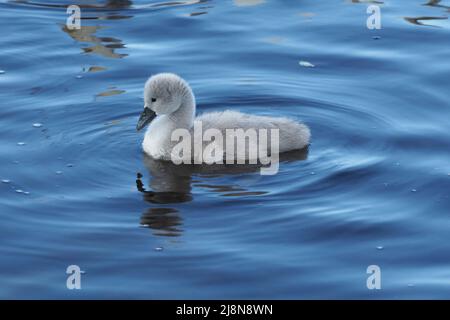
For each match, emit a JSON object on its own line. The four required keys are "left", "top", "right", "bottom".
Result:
{"left": 0, "top": 0, "right": 449, "bottom": 299}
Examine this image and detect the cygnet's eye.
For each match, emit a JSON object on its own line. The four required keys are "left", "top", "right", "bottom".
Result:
{"left": 151, "top": 98, "right": 157, "bottom": 102}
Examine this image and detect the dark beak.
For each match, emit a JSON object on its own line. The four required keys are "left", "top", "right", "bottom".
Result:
{"left": 136, "top": 108, "right": 157, "bottom": 131}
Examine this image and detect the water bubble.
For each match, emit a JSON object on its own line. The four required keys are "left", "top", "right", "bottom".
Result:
{"left": 299, "top": 61, "right": 315, "bottom": 68}
{"left": 16, "top": 189, "right": 23, "bottom": 194}
{"left": 17, "top": 142, "right": 26, "bottom": 146}
{"left": 1, "top": 179, "right": 10, "bottom": 184}
{"left": 154, "top": 247, "right": 164, "bottom": 252}
{"left": 32, "top": 123, "right": 43, "bottom": 128}
{"left": 56, "top": 171, "right": 63, "bottom": 175}
{"left": 411, "top": 189, "right": 417, "bottom": 192}
{"left": 407, "top": 283, "right": 415, "bottom": 288}
{"left": 75, "top": 75, "right": 83, "bottom": 79}
{"left": 376, "top": 246, "right": 384, "bottom": 250}
{"left": 0, "top": 70, "right": 5, "bottom": 74}
{"left": 66, "top": 163, "right": 74, "bottom": 168}
{"left": 24, "top": 191, "right": 30, "bottom": 195}
{"left": 310, "top": 172, "right": 315, "bottom": 175}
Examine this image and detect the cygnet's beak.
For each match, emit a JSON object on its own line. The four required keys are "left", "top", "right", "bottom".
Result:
{"left": 136, "top": 107, "right": 157, "bottom": 131}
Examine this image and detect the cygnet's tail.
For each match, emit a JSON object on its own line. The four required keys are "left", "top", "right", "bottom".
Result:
{"left": 277, "top": 119, "right": 310, "bottom": 152}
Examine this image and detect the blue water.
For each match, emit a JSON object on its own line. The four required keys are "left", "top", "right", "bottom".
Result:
{"left": 0, "top": 0, "right": 449, "bottom": 299}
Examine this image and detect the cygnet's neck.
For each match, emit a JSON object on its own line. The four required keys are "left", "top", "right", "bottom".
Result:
{"left": 167, "top": 87, "right": 196, "bottom": 129}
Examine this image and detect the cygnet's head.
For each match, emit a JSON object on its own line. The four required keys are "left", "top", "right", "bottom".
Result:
{"left": 137, "top": 73, "right": 191, "bottom": 131}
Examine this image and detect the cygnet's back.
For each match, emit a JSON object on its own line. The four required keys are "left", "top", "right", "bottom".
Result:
{"left": 197, "top": 110, "right": 310, "bottom": 153}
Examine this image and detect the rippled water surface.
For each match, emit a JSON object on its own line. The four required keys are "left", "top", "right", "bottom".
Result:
{"left": 1, "top": 0, "right": 449, "bottom": 299}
